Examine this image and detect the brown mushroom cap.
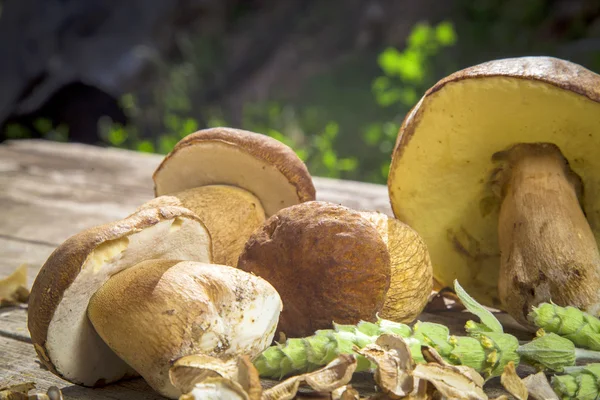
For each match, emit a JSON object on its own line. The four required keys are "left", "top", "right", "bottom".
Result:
{"left": 359, "top": 211, "right": 433, "bottom": 322}
{"left": 152, "top": 127, "right": 316, "bottom": 217}
{"left": 87, "top": 260, "right": 282, "bottom": 398}
{"left": 388, "top": 56, "right": 600, "bottom": 307}
{"left": 27, "top": 206, "right": 212, "bottom": 387}
{"left": 237, "top": 201, "right": 391, "bottom": 337}
{"left": 137, "top": 185, "right": 266, "bottom": 266}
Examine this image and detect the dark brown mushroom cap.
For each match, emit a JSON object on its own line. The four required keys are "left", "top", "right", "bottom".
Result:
{"left": 237, "top": 201, "right": 391, "bottom": 337}
{"left": 388, "top": 56, "right": 600, "bottom": 307}
{"left": 152, "top": 127, "right": 316, "bottom": 216}
{"left": 27, "top": 206, "right": 212, "bottom": 386}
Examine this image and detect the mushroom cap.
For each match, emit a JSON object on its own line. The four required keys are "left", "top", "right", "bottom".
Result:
{"left": 359, "top": 212, "right": 433, "bottom": 323}
{"left": 152, "top": 127, "right": 316, "bottom": 216}
{"left": 87, "top": 259, "right": 282, "bottom": 399}
{"left": 27, "top": 206, "right": 212, "bottom": 387}
{"left": 237, "top": 201, "right": 391, "bottom": 337}
{"left": 137, "top": 185, "right": 266, "bottom": 266}
{"left": 388, "top": 56, "right": 600, "bottom": 307}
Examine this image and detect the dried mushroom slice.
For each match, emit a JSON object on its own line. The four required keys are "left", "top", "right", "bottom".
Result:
{"left": 170, "top": 354, "right": 261, "bottom": 400}
{"left": 180, "top": 377, "right": 250, "bottom": 400}
{"left": 0, "top": 264, "right": 29, "bottom": 307}
{"left": 27, "top": 206, "right": 213, "bottom": 387}
{"left": 500, "top": 362, "right": 527, "bottom": 400}
{"left": 153, "top": 127, "right": 316, "bottom": 217}
{"left": 388, "top": 56, "right": 600, "bottom": 324}
{"left": 522, "top": 372, "right": 558, "bottom": 400}
{"left": 412, "top": 363, "right": 487, "bottom": 400}
{"left": 88, "top": 261, "right": 282, "bottom": 398}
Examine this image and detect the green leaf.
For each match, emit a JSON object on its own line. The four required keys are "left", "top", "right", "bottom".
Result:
{"left": 398, "top": 87, "right": 419, "bottom": 107}
{"left": 322, "top": 149, "right": 337, "bottom": 170}
{"left": 380, "top": 162, "right": 390, "bottom": 180}
{"left": 33, "top": 118, "right": 53, "bottom": 134}
{"left": 377, "top": 48, "right": 403, "bottom": 77}
{"left": 137, "top": 140, "right": 155, "bottom": 153}
{"left": 4, "top": 124, "right": 31, "bottom": 139}
{"left": 158, "top": 135, "right": 178, "bottom": 154}
{"left": 363, "top": 124, "right": 382, "bottom": 146}
{"left": 324, "top": 122, "right": 339, "bottom": 140}
{"left": 408, "top": 23, "right": 432, "bottom": 48}
{"left": 107, "top": 126, "right": 128, "bottom": 146}
{"left": 375, "top": 88, "right": 404, "bottom": 107}
{"left": 396, "top": 49, "right": 425, "bottom": 82}
{"left": 181, "top": 118, "right": 198, "bottom": 136}
{"left": 454, "top": 280, "right": 503, "bottom": 333}
{"left": 338, "top": 158, "right": 358, "bottom": 172}
{"left": 435, "top": 21, "right": 457, "bottom": 46}
{"left": 120, "top": 93, "right": 137, "bottom": 111}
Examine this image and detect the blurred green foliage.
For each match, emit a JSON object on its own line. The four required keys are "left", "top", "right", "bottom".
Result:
{"left": 96, "top": 20, "right": 456, "bottom": 184}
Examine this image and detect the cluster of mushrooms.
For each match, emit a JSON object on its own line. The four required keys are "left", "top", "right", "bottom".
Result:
{"left": 26, "top": 55, "right": 600, "bottom": 398}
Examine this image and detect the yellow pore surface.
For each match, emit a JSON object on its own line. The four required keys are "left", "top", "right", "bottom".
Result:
{"left": 389, "top": 76, "right": 600, "bottom": 308}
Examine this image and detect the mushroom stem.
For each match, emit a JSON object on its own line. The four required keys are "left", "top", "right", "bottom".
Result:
{"left": 495, "top": 143, "right": 600, "bottom": 326}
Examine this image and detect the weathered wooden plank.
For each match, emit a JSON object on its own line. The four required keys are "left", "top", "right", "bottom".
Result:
{"left": 0, "top": 175, "right": 148, "bottom": 244}
{"left": 0, "top": 334, "right": 165, "bottom": 399}
{"left": 0, "top": 140, "right": 392, "bottom": 216}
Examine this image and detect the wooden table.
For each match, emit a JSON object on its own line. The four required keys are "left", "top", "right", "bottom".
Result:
{"left": 0, "top": 140, "right": 524, "bottom": 399}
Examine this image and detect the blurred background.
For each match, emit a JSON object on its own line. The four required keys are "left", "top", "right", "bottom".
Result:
{"left": 0, "top": 0, "right": 599, "bottom": 184}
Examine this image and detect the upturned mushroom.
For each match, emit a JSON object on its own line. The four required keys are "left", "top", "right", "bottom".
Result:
{"left": 388, "top": 56, "right": 600, "bottom": 325}
{"left": 237, "top": 201, "right": 433, "bottom": 337}
{"left": 27, "top": 205, "right": 282, "bottom": 399}
{"left": 151, "top": 127, "right": 316, "bottom": 266}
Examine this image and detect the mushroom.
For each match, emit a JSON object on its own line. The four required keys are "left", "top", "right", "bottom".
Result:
{"left": 87, "top": 259, "right": 282, "bottom": 398}
{"left": 237, "top": 201, "right": 433, "bottom": 337}
{"left": 387, "top": 56, "right": 600, "bottom": 325}
{"left": 151, "top": 127, "right": 316, "bottom": 265}
{"left": 27, "top": 205, "right": 282, "bottom": 399}
{"left": 137, "top": 185, "right": 266, "bottom": 266}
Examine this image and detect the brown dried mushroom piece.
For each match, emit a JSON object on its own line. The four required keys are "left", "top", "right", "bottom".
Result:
{"left": 0, "top": 264, "right": 29, "bottom": 307}
{"left": 27, "top": 206, "right": 212, "bottom": 387}
{"left": 388, "top": 56, "right": 600, "bottom": 324}
{"left": 88, "top": 260, "right": 282, "bottom": 398}
{"left": 137, "top": 186, "right": 266, "bottom": 266}
{"left": 238, "top": 201, "right": 392, "bottom": 337}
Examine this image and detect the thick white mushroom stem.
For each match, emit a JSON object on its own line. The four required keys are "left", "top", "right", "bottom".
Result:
{"left": 494, "top": 143, "right": 600, "bottom": 326}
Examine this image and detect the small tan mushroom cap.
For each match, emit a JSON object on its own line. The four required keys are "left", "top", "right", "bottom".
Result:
{"left": 138, "top": 185, "right": 266, "bottom": 266}
{"left": 388, "top": 56, "right": 600, "bottom": 307}
{"left": 359, "top": 212, "right": 433, "bottom": 323}
{"left": 237, "top": 201, "right": 391, "bottom": 337}
{"left": 88, "top": 260, "right": 282, "bottom": 399}
{"left": 152, "top": 127, "right": 316, "bottom": 217}
{"left": 27, "top": 206, "right": 212, "bottom": 387}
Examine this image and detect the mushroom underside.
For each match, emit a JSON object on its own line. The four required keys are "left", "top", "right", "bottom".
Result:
{"left": 154, "top": 141, "right": 305, "bottom": 216}
{"left": 389, "top": 75, "right": 600, "bottom": 309}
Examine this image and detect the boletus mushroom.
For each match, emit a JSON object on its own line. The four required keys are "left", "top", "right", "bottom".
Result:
{"left": 237, "top": 201, "right": 433, "bottom": 337}
{"left": 152, "top": 127, "right": 316, "bottom": 266}
{"left": 388, "top": 56, "right": 600, "bottom": 325}
{"left": 27, "top": 205, "right": 282, "bottom": 399}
